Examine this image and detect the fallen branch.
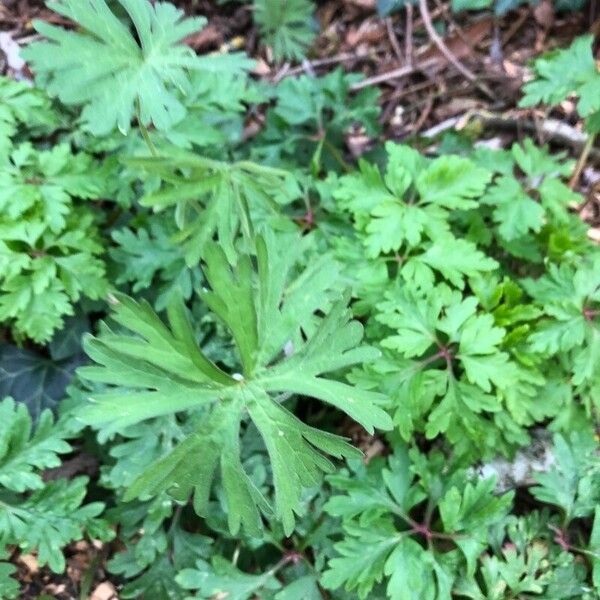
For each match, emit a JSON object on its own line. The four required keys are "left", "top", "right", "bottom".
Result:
{"left": 418, "top": 0, "right": 494, "bottom": 100}
{"left": 274, "top": 51, "right": 378, "bottom": 81}
{"left": 422, "top": 110, "right": 600, "bottom": 165}
{"left": 350, "top": 58, "right": 438, "bottom": 91}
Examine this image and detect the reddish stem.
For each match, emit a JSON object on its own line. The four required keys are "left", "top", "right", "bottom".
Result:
{"left": 549, "top": 525, "right": 571, "bottom": 551}
{"left": 411, "top": 522, "right": 433, "bottom": 540}
{"left": 583, "top": 307, "right": 600, "bottom": 321}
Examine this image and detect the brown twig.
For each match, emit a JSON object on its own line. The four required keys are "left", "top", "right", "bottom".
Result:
{"left": 421, "top": 110, "right": 600, "bottom": 166}
{"left": 570, "top": 135, "right": 596, "bottom": 189}
{"left": 386, "top": 17, "right": 404, "bottom": 61}
{"left": 433, "top": 0, "right": 477, "bottom": 56}
{"left": 502, "top": 9, "right": 529, "bottom": 45}
{"left": 350, "top": 57, "right": 438, "bottom": 91}
{"left": 417, "top": 0, "right": 494, "bottom": 100}
{"left": 351, "top": 63, "right": 415, "bottom": 90}
{"left": 405, "top": 2, "right": 414, "bottom": 67}
{"left": 275, "top": 51, "right": 377, "bottom": 80}
{"left": 412, "top": 95, "right": 435, "bottom": 134}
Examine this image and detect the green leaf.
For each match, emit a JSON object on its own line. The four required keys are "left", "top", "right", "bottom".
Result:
{"left": 590, "top": 506, "right": 600, "bottom": 590}
{"left": 417, "top": 155, "right": 491, "bottom": 210}
{"left": 0, "top": 143, "right": 108, "bottom": 342}
{"left": 0, "top": 397, "right": 71, "bottom": 493}
{"left": 254, "top": 0, "right": 317, "bottom": 61}
{"left": 0, "top": 76, "right": 58, "bottom": 159}
{"left": 176, "top": 557, "right": 281, "bottom": 599}
{"left": 324, "top": 447, "right": 512, "bottom": 599}
{"left": 0, "top": 345, "right": 84, "bottom": 419}
{"left": 78, "top": 233, "right": 390, "bottom": 535}
{"left": 482, "top": 176, "right": 544, "bottom": 241}
{"left": 275, "top": 575, "right": 322, "bottom": 599}
{"left": 22, "top": 0, "right": 251, "bottom": 135}
{"left": 452, "top": 0, "right": 492, "bottom": 10}
{"left": 321, "top": 520, "right": 401, "bottom": 599}
{"left": 119, "top": 556, "right": 187, "bottom": 600}
{"left": 530, "top": 432, "right": 600, "bottom": 521}
{"left": 520, "top": 35, "right": 600, "bottom": 126}
{"left": 133, "top": 151, "right": 294, "bottom": 266}
{"left": 110, "top": 221, "right": 197, "bottom": 310}
{"left": 0, "top": 475, "right": 111, "bottom": 573}
{"left": 0, "top": 563, "right": 19, "bottom": 600}
{"left": 523, "top": 257, "right": 600, "bottom": 387}
{"left": 416, "top": 237, "right": 498, "bottom": 289}
{"left": 337, "top": 144, "right": 490, "bottom": 259}
{"left": 374, "top": 287, "right": 525, "bottom": 448}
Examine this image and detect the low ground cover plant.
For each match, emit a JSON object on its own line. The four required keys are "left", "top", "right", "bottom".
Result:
{"left": 0, "top": 1, "right": 599, "bottom": 598}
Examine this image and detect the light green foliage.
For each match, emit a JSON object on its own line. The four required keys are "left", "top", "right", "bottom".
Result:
{"left": 523, "top": 256, "right": 600, "bottom": 390}
{"left": 163, "top": 71, "right": 265, "bottom": 150}
{"left": 1, "top": 477, "right": 111, "bottom": 572}
{"left": 324, "top": 445, "right": 599, "bottom": 599}
{"left": 521, "top": 35, "right": 600, "bottom": 132}
{"left": 176, "top": 556, "right": 283, "bottom": 599}
{"left": 255, "top": 69, "right": 380, "bottom": 171}
{"left": 454, "top": 539, "right": 588, "bottom": 599}
{"left": 530, "top": 433, "right": 600, "bottom": 522}
{"left": 479, "top": 139, "right": 580, "bottom": 246}
{"left": 0, "top": 398, "right": 111, "bottom": 577}
{"left": 78, "top": 232, "right": 391, "bottom": 535}
{"left": 254, "top": 0, "right": 316, "bottom": 61}
{"left": 110, "top": 220, "right": 200, "bottom": 310}
{"left": 23, "top": 0, "right": 252, "bottom": 135}
{"left": 336, "top": 143, "right": 492, "bottom": 272}
{"left": 332, "top": 133, "right": 597, "bottom": 456}
{"left": 0, "top": 142, "right": 108, "bottom": 342}
{"left": 0, "top": 562, "right": 19, "bottom": 599}
{"left": 322, "top": 446, "right": 513, "bottom": 599}
{"left": 0, "top": 397, "right": 71, "bottom": 492}
{"left": 131, "top": 150, "right": 299, "bottom": 266}
{"left": 176, "top": 558, "right": 323, "bottom": 599}
{"left": 4, "top": 1, "right": 600, "bottom": 595}
{"left": 370, "top": 286, "right": 521, "bottom": 447}
{"left": 0, "top": 76, "right": 58, "bottom": 158}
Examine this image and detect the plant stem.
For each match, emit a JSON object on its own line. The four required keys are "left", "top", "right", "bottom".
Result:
{"left": 135, "top": 101, "right": 158, "bottom": 157}
{"left": 569, "top": 134, "right": 595, "bottom": 189}
{"left": 323, "top": 137, "right": 352, "bottom": 173}
{"left": 138, "top": 119, "right": 158, "bottom": 157}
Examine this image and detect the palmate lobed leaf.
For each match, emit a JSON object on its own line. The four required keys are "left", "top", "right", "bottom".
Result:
{"left": 520, "top": 35, "right": 600, "bottom": 127}
{"left": 132, "top": 150, "right": 297, "bottom": 266}
{"left": 254, "top": 0, "right": 317, "bottom": 61}
{"left": 22, "top": 0, "right": 252, "bottom": 135}
{"left": 78, "top": 233, "right": 391, "bottom": 535}
{"left": 336, "top": 143, "right": 491, "bottom": 259}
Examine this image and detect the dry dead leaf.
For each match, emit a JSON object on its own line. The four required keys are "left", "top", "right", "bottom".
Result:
{"left": 345, "top": 20, "right": 386, "bottom": 47}
{"left": 185, "top": 25, "right": 223, "bottom": 51}
{"left": 420, "top": 18, "right": 492, "bottom": 73}
{"left": 588, "top": 228, "right": 600, "bottom": 243}
{"left": 533, "top": 0, "right": 555, "bottom": 30}
{"left": 91, "top": 581, "right": 118, "bottom": 600}
{"left": 344, "top": 0, "right": 376, "bottom": 9}
{"left": 18, "top": 554, "right": 39, "bottom": 575}
{"left": 252, "top": 58, "right": 271, "bottom": 76}
{"left": 435, "top": 97, "right": 481, "bottom": 120}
